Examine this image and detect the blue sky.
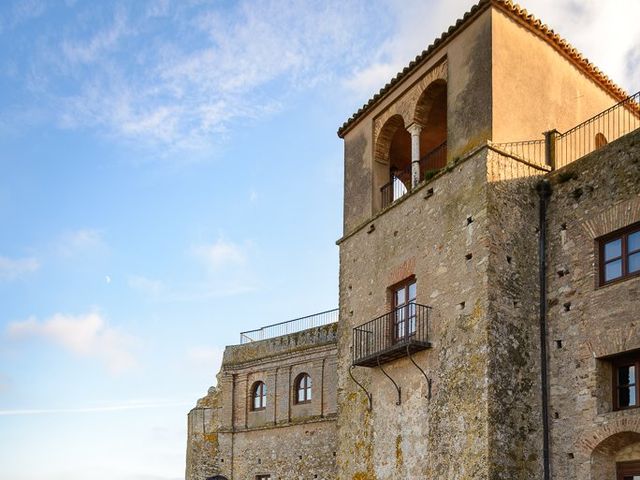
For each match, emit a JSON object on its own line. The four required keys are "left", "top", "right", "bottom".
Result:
{"left": 0, "top": 1, "right": 638, "bottom": 479}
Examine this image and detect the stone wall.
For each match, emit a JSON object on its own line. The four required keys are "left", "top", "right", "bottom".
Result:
{"left": 337, "top": 148, "right": 493, "bottom": 479}
{"left": 544, "top": 130, "right": 640, "bottom": 480}
{"left": 185, "top": 323, "right": 339, "bottom": 480}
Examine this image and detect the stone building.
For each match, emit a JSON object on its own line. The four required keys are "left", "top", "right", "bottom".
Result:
{"left": 186, "top": 1, "right": 640, "bottom": 479}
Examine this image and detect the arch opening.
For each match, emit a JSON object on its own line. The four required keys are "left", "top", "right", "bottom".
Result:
{"left": 590, "top": 431, "right": 640, "bottom": 479}
{"left": 374, "top": 114, "right": 410, "bottom": 209}
{"left": 414, "top": 80, "right": 447, "bottom": 179}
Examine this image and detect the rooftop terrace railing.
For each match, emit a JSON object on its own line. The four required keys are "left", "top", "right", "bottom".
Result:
{"left": 555, "top": 91, "right": 640, "bottom": 168}
{"left": 492, "top": 90, "right": 640, "bottom": 169}
{"left": 239, "top": 308, "right": 338, "bottom": 344}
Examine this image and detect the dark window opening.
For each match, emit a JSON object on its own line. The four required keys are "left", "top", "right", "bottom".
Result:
{"left": 611, "top": 352, "right": 640, "bottom": 411}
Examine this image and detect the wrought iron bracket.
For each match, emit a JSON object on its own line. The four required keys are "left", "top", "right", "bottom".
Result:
{"left": 406, "top": 345, "right": 432, "bottom": 400}
{"left": 348, "top": 365, "right": 372, "bottom": 411}
{"left": 377, "top": 355, "right": 401, "bottom": 405}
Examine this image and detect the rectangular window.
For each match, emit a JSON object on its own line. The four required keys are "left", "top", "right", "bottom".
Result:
{"left": 392, "top": 278, "right": 416, "bottom": 340}
{"left": 612, "top": 353, "right": 640, "bottom": 411}
{"left": 600, "top": 223, "right": 640, "bottom": 285}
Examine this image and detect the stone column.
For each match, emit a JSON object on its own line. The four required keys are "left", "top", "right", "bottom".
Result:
{"left": 408, "top": 123, "right": 422, "bottom": 188}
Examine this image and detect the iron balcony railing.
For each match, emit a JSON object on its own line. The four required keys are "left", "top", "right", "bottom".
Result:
{"left": 490, "top": 138, "right": 546, "bottom": 166}
{"left": 380, "top": 175, "right": 409, "bottom": 209}
{"left": 555, "top": 90, "right": 640, "bottom": 168}
{"left": 492, "top": 90, "right": 640, "bottom": 169}
{"left": 418, "top": 140, "right": 447, "bottom": 176}
{"left": 240, "top": 308, "right": 338, "bottom": 344}
{"left": 352, "top": 302, "right": 432, "bottom": 367}
{"left": 380, "top": 142, "right": 447, "bottom": 209}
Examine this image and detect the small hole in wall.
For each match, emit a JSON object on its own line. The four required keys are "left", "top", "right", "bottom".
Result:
{"left": 333, "top": 452, "right": 336, "bottom": 457}
{"left": 314, "top": 475, "right": 318, "bottom": 479}
{"left": 349, "top": 310, "right": 353, "bottom": 316}
{"left": 556, "top": 340, "right": 563, "bottom": 349}
{"left": 299, "top": 455, "right": 303, "bottom": 460}
{"left": 367, "top": 223, "right": 375, "bottom": 234}
{"left": 258, "top": 458, "right": 261, "bottom": 464}
{"left": 568, "top": 452, "right": 575, "bottom": 459}
{"left": 458, "top": 301, "right": 466, "bottom": 310}
{"left": 465, "top": 253, "right": 473, "bottom": 260}
{"left": 506, "top": 255, "right": 512, "bottom": 264}
{"left": 557, "top": 270, "right": 565, "bottom": 278}
{"left": 563, "top": 302, "right": 571, "bottom": 312}
{"left": 424, "top": 188, "right": 434, "bottom": 199}
{"left": 554, "top": 412, "right": 559, "bottom": 419}
{"left": 348, "top": 285, "right": 352, "bottom": 290}
{"left": 513, "top": 301, "right": 519, "bottom": 307}
{"left": 393, "top": 230, "right": 398, "bottom": 237}
{"left": 467, "top": 216, "right": 473, "bottom": 225}
{"left": 561, "top": 223, "right": 567, "bottom": 231}
{"left": 220, "top": 459, "right": 224, "bottom": 463}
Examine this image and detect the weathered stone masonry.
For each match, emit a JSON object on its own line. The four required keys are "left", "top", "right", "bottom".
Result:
{"left": 186, "top": 324, "right": 338, "bottom": 480}
{"left": 186, "top": 1, "right": 640, "bottom": 479}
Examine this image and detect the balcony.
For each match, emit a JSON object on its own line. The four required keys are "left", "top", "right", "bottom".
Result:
{"left": 379, "top": 142, "right": 447, "bottom": 209}
{"left": 352, "top": 303, "right": 432, "bottom": 367}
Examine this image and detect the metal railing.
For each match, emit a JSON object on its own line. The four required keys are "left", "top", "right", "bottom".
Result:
{"left": 352, "top": 302, "right": 431, "bottom": 367}
{"left": 380, "top": 174, "right": 409, "bottom": 209}
{"left": 419, "top": 141, "right": 447, "bottom": 175}
{"left": 490, "top": 139, "right": 546, "bottom": 166}
{"left": 491, "top": 91, "right": 640, "bottom": 169}
{"left": 380, "top": 142, "right": 447, "bottom": 209}
{"left": 240, "top": 308, "right": 338, "bottom": 344}
{"left": 555, "top": 91, "right": 640, "bottom": 168}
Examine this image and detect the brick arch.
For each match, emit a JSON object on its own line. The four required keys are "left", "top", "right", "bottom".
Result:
{"left": 577, "top": 417, "right": 640, "bottom": 455}
{"left": 374, "top": 114, "right": 406, "bottom": 164}
{"left": 413, "top": 79, "right": 447, "bottom": 127}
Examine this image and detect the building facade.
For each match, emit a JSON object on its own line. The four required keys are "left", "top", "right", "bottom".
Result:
{"left": 186, "top": 1, "right": 640, "bottom": 479}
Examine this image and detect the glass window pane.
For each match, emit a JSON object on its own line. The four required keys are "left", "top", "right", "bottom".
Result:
{"left": 604, "top": 238, "right": 622, "bottom": 260}
{"left": 629, "top": 252, "right": 640, "bottom": 273}
{"left": 630, "top": 386, "right": 637, "bottom": 406}
{"left": 298, "top": 389, "right": 304, "bottom": 402}
{"left": 629, "top": 230, "right": 640, "bottom": 252}
{"left": 631, "top": 365, "right": 637, "bottom": 384}
{"left": 619, "top": 366, "right": 633, "bottom": 386}
{"left": 605, "top": 259, "right": 623, "bottom": 281}
{"left": 307, "top": 386, "right": 312, "bottom": 400}
{"left": 307, "top": 376, "right": 312, "bottom": 389}
{"left": 408, "top": 282, "right": 416, "bottom": 301}
{"left": 396, "top": 288, "right": 406, "bottom": 306}
{"left": 619, "top": 386, "right": 631, "bottom": 407}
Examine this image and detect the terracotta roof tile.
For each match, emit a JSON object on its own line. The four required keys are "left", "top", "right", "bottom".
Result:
{"left": 337, "top": 0, "right": 629, "bottom": 138}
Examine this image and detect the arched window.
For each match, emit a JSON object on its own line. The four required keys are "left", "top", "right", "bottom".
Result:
{"left": 251, "top": 381, "right": 267, "bottom": 410}
{"left": 295, "top": 373, "right": 312, "bottom": 404}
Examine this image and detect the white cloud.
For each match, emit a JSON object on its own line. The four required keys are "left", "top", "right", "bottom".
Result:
{"left": 56, "top": 228, "right": 106, "bottom": 257}
{"left": 343, "top": 0, "right": 640, "bottom": 99}
{"left": 7, "top": 311, "right": 136, "bottom": 374}
{"left": 192, "top": 238, "right": 247, "bottom": 270}
{"left": 0, "top": 255, "right": 39, "bottom": 280}
{"left": 61, "top": 9, "right": 129, "bottom": 64}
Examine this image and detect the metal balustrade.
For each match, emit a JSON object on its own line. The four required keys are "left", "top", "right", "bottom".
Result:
{"left": 240, "top": 308, "right": 338, "bottom": 344}
{"left": 352, "top": 303, "right": 432, "bottom": 367}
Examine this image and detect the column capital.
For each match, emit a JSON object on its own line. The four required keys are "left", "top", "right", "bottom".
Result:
{"left": 407, "top": 122, "right": 423, "bottom": 135}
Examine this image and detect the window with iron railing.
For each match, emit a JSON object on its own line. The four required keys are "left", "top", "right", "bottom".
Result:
{"left": 352, "top": 301, "right": 431, "bottom": 367}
